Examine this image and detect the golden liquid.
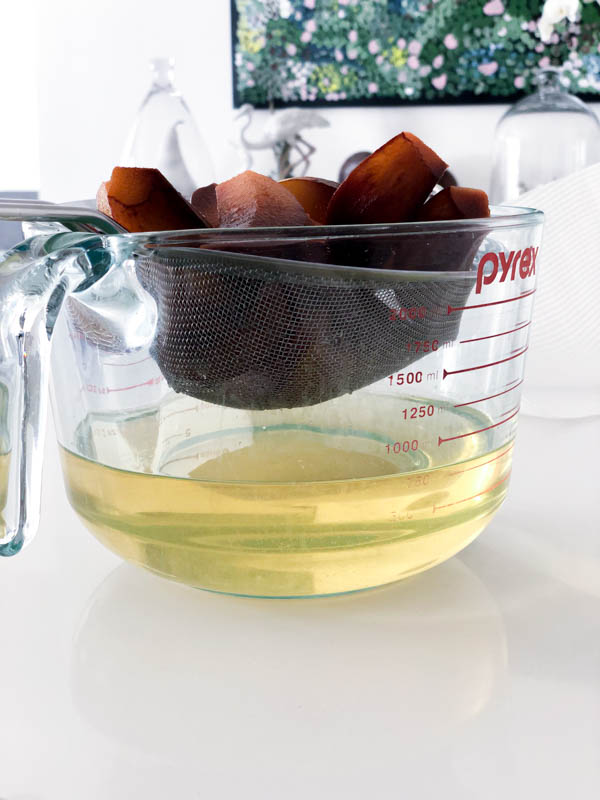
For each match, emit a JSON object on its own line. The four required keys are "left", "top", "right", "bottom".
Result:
{"left": 0, "top": 450, "right": 9, "bottom": 539}
{"left": 61, "top": 423, "right": 513, "bottom": 597}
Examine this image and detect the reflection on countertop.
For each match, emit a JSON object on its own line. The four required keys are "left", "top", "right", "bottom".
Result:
{"left": 71, "top": 556, "right": 506, "bottom": 763}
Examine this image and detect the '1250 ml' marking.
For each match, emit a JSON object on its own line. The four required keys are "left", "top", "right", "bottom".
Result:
{"left": 476, "top": 246, "right": 538, "bottom": 294}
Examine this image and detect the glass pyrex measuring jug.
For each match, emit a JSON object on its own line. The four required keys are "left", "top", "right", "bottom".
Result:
{"left": 0, "top": 209, "right": 543, "bottom": 596}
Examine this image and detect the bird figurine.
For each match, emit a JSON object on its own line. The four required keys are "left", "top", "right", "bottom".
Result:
{"left": 234, "top": 104, "right": 330, "bottom": 179}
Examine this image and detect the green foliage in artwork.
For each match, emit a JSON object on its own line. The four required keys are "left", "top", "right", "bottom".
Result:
{"left": 232, "top": 0, "right": 600, "bottom": 104}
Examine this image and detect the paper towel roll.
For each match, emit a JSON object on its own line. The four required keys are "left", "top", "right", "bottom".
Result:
{"left": 514, "top": 165, "right": 600, "bottom": 418}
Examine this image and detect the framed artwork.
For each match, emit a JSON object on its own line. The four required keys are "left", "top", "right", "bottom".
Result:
{"left": 231, "top": 0, "right": 600, "bottom": 106}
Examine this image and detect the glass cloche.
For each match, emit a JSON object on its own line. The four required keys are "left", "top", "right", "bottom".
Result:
{"left": 490, "top": 68, "right": 600, "bottom": 203}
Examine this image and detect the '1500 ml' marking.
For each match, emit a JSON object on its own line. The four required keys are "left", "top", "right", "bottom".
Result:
{"left": 476, "top": 246, "right": 538, "bottom": 294}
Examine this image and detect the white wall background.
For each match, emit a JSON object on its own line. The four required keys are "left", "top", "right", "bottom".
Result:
{"left": 34, "top": 0, "right": 598, "bottom": 200}
{"left": 0, "top": 3, "right": 40, "bottom": 191}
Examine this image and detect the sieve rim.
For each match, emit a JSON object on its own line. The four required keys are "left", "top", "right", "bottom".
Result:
{"left": 136, "top": 245, "right": 482, "bottom": 283}
{"left": 122, "top": 205, "right": 543, "bottom": 280}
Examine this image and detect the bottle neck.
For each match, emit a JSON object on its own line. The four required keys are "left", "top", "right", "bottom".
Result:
{"left": 535, "top": 68, "right": 564, "bottom": 98}
{"left": 150, "top": 57, "right": 176, "bottom": 91}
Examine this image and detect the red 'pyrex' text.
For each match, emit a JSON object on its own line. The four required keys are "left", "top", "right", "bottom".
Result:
{"left": 475, "top": 246, "right": 538, "bottom": 294}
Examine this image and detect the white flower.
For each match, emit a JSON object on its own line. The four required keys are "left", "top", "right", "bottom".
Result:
{"left": 538, "top": 15, "right": 555, "bottom": 41}
{"left": 541, "top": 0, "right": 580, "bottom": 24}
{"left": 538, "top": 0, "right": 580, "bottom": 42}
{"left": 279, "top": 0, "right": 293, "bottom": 18}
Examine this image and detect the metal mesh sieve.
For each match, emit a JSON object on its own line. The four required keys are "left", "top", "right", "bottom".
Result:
{"left": 135, "top": 237, "right": 477, "bottom": 410}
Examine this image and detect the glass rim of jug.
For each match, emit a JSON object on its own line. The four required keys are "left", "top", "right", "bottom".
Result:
{"left": 31, "top": 201, "right": 542, "bottom": 238}
{"left": 32, "top": 205, "right": 543, "bottom": 282}
{"left": 114, "top": 205, "right": 542, "bottom": 241}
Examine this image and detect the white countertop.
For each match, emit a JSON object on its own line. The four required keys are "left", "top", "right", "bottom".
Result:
{"left": 1, "top": 412, "right": 599, "bottom": 799}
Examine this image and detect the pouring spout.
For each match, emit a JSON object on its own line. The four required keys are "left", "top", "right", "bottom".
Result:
{"left": 0, "top": 198, "right": 126, "bottom": 234}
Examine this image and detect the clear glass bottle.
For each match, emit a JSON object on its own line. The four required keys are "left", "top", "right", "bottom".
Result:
{"left": 490, "top": 68, "right": 600, "bottom": 203}
{"left": 121, "top": 57, "right": 215, "bottom": 199}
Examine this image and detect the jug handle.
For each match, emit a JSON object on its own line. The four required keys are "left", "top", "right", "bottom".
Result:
{"left": 0, "top": 233, "right": 111, "bottom": 555}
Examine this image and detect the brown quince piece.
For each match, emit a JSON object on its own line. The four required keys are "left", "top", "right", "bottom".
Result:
{"left": 279, "top": 177, "right": 339, "bottom": 225}
{"left": 97, "top": 167, "right": 209, "bottom": 232}
{"left": 191, "top": 183, "right": 219, "bottom": 227}
{"left": 416, "top": 187, "right": 490, "bottom": 221}
{"left": 326, "top": 132, "right": 448, "bottom": 225}
{"left": 216, "top": 170, "right": 314, "bottom": 228}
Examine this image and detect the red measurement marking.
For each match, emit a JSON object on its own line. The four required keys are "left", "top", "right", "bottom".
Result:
{"left": 102, "top": 356, "right": 152, "bottom": 368}
{"left": 443, "top": 346, "right": 528, "bottom": 379}
{"left": 448, "top": 444, "right": 514, "bottom": 476}
{"left": 389, "top": 306, "right": 427, "bottom": 321}
{"left": 447, "top": 288, "right": 536, "bottom": 314}
{"left": 438, "top": 407, "right": 520, "bottom": 445}
{"left": 504, "top": 378, "right": 521, "bottom": 387}
{"left": 459, "top": 320, "right": 531, "bottom": 344}
{"left": 433, "top": 471, "right": 511, "bottom": 512}
{"left": 500, "top": 404, "right": 519, "bottom": 417}
{"left": 454, "top": 379, "right": 524, "bottom": 408}
{"left": 108, "top": 377, "right": 163, "bottom": 393}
